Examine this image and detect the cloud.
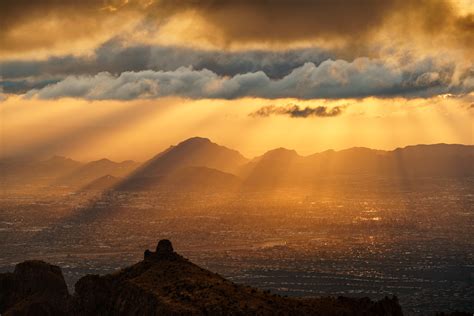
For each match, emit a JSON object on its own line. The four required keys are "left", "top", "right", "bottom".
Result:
{"left": 0, "top": 79, "right": 60, "bottom": 94}
{"left": 152, "top": 0, "right": 471, "bottom": 43}
{"left": 0, "top": 0, "right": 144, "bottom": 57}
{"left": 0, "top": 40, "right": 331, "bottom": 82}
{"left": 0, "top": 86, "right": 6, "bottom": 102}
{"left": 24, "top": 57, "right": 474, "bottom": 100}
{"left": 249, "top": 104, "right": 344, "bottom": 118}
{"left": 1, "top": 0, "right": 472, "bottom": 58}
{"left": 153, "top": 0, "right": 397, "bottom": 41}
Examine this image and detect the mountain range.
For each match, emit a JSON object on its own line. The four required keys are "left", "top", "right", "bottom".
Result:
{"left": 1, "top": 137, "right": 472, "bottom": 191}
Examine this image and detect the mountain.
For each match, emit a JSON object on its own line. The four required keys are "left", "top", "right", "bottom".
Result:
{"left": 56, "top": 159, "right": 139, "bottom": 186}
{"left": 2, "top": 141, "right": 472, "bottom": 190}
{"left": 306, "top": 144, "right": 473, "bottom": 177}
{"left": 81, "top": 175, "right": 122, "bottom": 191}
{"left": 117, "top": 137, "right": 248, "bottom": 191}
{"left": 118, "top": 166, "right": 241, "bottom": 191}
{"left": 133, "top": 137, "right": 247, "bottom": 176}
{"left": 0, "top": 156, "right": 139, "bottom": 188}
{"left": 0, "top": 240, "right": 404, "bottom": 315}
{"left": 241, "top": 148, "right": 304, "bottom": 187}
{"left": 241, "top": 144, "right": 474, "bottom": 187}
{"left": 389, "top": 144, "right": 473, "bottom": 177}
{"left": 0, "top": 156, "right": 82, "bottom": 185}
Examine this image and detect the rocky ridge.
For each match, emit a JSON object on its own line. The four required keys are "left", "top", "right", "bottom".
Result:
{"left": 1, "top": 240, "right": 407, "bottom": 315}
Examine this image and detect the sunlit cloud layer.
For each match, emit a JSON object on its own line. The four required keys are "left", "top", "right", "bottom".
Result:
{"left": 19, "top": 58, "right": 472, "bottom": 100}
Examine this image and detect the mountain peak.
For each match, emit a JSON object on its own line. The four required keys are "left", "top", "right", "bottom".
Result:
{"left": 123, "top": 137, "right": 248, "bottom": 182}
{"left": 262, "top": 147, "right": 299, "bottom": 159}
{"left": 46, "top": 155, "right": 76, "bottom": 163}
{"left": 88, "top": 158, "right": 114, "bottom": 165}
{"left": 177, "top": 136, "right": 212, "bottom": 146}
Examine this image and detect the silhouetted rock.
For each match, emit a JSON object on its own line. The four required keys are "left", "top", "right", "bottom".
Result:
{"left": 156, "top": 239, "right": 174, "bottom": 254}
{"left": 72, "top": 240, "right": 404, "bottom": 315}
{"left": 144, "top": 239, "right": 181, "bottom": 261}
{"left": 0, "top": 241, "right": 407, "bottom": 315}
{"left": 0, "top": 260, "right": 70, "bottom": 315}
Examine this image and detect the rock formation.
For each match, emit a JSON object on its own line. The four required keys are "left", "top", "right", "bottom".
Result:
{"left": 0, "top": 240, "right": 407, "bottom": 315}
{"left": 0, "top": 260, "right": 70, "bottom": 315}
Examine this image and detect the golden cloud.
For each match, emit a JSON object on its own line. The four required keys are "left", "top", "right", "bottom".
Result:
{"left": 0, "top": 0, "right": 472, "bottom": 59}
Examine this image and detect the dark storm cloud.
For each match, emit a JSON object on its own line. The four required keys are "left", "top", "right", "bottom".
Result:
{"left": 249, "top": 105, "right": 344, "bottom": 118}
{"left": 0, "top": 0, "right": 98, "bottom": 30}
{"left": 1, "top": 0, "right": 472, "bottom": 56}
{"left": 153, "top": 0, "right": 425, "bottom": 41}
{"left": 0, "top": 79, "right": 60, "bottom": 94}
{"left": 0, "top": 0, "right": 409, "bottom": 43}
{"left": 151, "top": 0, "right": 473, "bottom": 52}
{"left": 0, "top": 0, "right": 112, "bottom": 53}
{"left": 22, "top": 58, "right": 474, "bottom": 100}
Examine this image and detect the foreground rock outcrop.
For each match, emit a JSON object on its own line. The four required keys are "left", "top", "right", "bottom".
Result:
{"left": 1, "top": 240, "right": 404, "bottom": 315}
{"left": 0, "top": 260, "right": 70, "bottom": 315}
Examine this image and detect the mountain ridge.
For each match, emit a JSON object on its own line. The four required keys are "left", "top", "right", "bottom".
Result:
{"left": 0, "top": 240, "right": 405, "bottom": 316}
{"left": 2, "top": 138, "right": 473, "bottom": 190}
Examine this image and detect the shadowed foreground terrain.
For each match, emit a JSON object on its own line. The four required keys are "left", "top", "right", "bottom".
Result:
{"left": 0, "top": 240, "right": 404, "bottom": 315}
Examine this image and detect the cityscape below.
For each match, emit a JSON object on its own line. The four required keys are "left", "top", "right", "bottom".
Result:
{"left": 1, "top": 138, "right": 473, "bottom": 315}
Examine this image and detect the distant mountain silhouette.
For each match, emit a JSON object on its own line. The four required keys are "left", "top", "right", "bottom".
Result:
{"left": 241, "top": 148, "right": 302, "bottom": 187}
{"left": 242, "top": 144, "right": 474, "bottom": 187}
{"left": 116, "top": 137, "right": 248, "bottom": 191}
{"left": 0, "top": 240, "right": 404, "bottom": 315}
{"left": 0, "top": 156, "right": 138, "bottom": 187}
{"left": 2, "top": 140, "right": 472, "bottom": 190}
{"left": 56, "top": 159, "right": 138, "bottom": 186}
{"left": 133, "top": 137, "right": 248, "bottom": 176}
{"left": 0, "top": 156, "right": 82, "bottom": 185}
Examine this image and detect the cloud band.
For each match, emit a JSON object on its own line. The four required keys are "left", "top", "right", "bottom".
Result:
{"left": 22, "top": 58, "right": 473, "bottom": 100}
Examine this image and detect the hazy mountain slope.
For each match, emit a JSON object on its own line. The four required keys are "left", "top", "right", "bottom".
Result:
{"left": 0, "top": 156, "right": 82, "bottom": 185}
{"left": 117, "top": 166, "right": 241, "bottom": 191}
{"left": 241, "top": 148, "right": 305, "bottom": 187}
{"left": 132, "top": 137, "right": 248, "bottom": 176}
{"left": 0, "top": 156, "right": 139, "bottom": 187}
{"left": 241, "top": 144, "right": 474, "bottom": 187}
{"left": 2, "top": 141, "right": 472, "bottom": 190}
{"left": 57, "top": 159, "right": 139, "bottom": 186}
{"left": 388, "top": 144, "right": 473, "bottom": 177}
{"left": 117, "top": 137, "right": 248, "bottom": 191}
{"left": 81, "top": 175, "right": 122, "bottom": 191}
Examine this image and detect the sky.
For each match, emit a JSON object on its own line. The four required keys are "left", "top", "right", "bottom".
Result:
{"left": 0, "top": 0, "right": 473, "bottom": 161}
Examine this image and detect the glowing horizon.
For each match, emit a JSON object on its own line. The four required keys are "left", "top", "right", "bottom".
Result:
{"left": 0, "top": 0, "right": 473, "bottom": 162}
{"left": 1, "top": 94, "right": 472, "bottom": 162}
